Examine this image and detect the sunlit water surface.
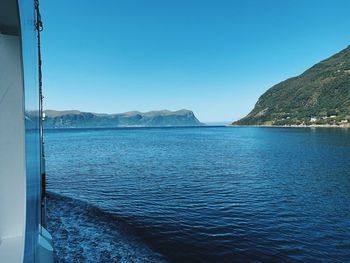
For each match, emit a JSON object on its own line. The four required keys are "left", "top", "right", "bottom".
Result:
{"left": 46, "top": 127, "right": 350, "bottom": 262}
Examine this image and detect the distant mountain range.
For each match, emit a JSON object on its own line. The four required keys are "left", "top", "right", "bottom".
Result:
{"left": 233, "top": 45, "right": 350, "bottom": 126}
{"left": 43, "top": 109, "right": 203, "bottom": 128}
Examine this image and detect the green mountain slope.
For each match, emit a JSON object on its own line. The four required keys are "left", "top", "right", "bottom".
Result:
{"left": 43, "top": 109, "right": 203, "bottom": 128}
{"left": 234, "top": 45, "right": 350, "bottom": 126}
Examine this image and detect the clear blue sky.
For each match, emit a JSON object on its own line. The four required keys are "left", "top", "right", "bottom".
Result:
{"left": 41, "top": 0, "right": 350, "bottom": 122}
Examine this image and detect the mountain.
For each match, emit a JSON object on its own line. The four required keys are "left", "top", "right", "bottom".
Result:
{"left": 43, "top": 109, "right": 203, "bottom": 128}
{"left": 233, "top": 45, "right": 350, "bottom": 126}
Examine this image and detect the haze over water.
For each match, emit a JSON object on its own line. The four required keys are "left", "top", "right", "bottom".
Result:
{"left": 46, "top": 127, "right": 350, "bottom": 262}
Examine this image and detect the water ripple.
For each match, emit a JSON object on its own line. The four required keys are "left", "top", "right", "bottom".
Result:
{"left": 46, "top": 127, "right": 350, "bottom": 262}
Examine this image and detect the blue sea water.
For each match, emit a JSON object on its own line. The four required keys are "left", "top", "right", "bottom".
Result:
{"left": 45, "top": 127, "right": 350, "bottom": 262}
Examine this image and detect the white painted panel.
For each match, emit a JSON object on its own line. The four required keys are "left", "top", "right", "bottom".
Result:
{"left": 0, "top": 33, "right": 26, "bottom": 261}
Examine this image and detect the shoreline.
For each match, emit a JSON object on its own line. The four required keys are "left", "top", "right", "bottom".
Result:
{"left": 227, "top": 124, "right": 350, "bottom": 128}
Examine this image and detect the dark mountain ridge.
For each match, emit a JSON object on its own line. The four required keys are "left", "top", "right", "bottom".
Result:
{"left": 43, "top": 109, "right": 203, "bottom": 128}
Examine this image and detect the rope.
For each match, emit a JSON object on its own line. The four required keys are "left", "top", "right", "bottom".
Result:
{"left": 35, "top": 0, "right": 46, "bottom": 227}
{"left": 35, "top": 0, "right": 43, "bottom": 32}
{"left": 35, "top": 0, "right": 43, "bottom": 104}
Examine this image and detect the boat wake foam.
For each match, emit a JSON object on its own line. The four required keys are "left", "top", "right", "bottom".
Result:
{"left": 46, "top": 192, "right": 166, "bottom": 263}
